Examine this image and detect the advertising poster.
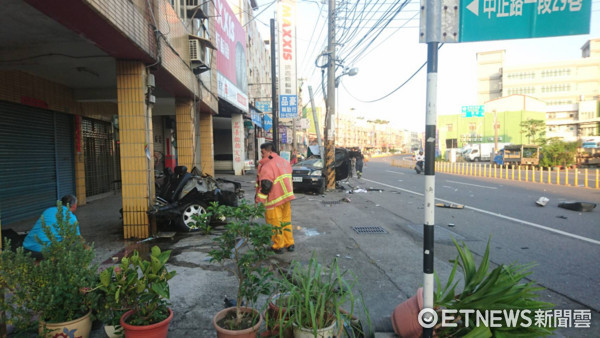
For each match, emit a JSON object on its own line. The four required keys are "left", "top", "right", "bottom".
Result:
{"left": 215, "top": 0, "right": 248, "bottom": 112}
{"left": 278, "top": 0, "right": 297, "bottom": 119}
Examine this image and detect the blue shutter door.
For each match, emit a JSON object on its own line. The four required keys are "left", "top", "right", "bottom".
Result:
{"left": 0, "top": 100, "right": 74, "bottom": 225}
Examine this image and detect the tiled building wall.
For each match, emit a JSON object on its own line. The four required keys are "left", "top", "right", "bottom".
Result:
{"left": 176, "top": 100, "right": 195, "bottom": 169}
{"left": 116, "top": 61, "right": 153, "bottom": 239}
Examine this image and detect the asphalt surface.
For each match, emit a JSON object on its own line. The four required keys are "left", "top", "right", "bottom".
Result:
{"left": 4, "top": 159, "right": 599, "bottom": 337}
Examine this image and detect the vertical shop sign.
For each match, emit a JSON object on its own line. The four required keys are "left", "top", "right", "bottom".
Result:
{"left": 278, "top": 0, "right": 297, "bottom": 119}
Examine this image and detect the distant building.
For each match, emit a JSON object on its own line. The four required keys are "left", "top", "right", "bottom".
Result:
{"left": 438, "top": 95, "right": 546, "bottom": 158}
{"left": 476, "top": 39, "right": 600, "bottom": 141}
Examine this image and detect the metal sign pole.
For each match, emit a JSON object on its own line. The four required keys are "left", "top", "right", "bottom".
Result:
{"left": 422, "top": 1, "right": 440, "bottom": 336}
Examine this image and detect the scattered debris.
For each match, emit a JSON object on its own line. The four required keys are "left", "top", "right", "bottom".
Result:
{"left": 556, "top": 215, "right": 568, "bottom": 219}
{"left": 336, "top": 254, "right": 341, "bottom": 257}
{"left": 558, "top": 201, "right": 597, "bottom": 212}
{"left": 535, "top": 197, "right": 549, "bottom": 207}
{"left": 345, "top": 256, "right": 352, "bottom": 259}
{"left": 366, "top": 188, "right": 383, "bottom": 192}
{"left": 341, "top": 197, "right": 351, "bottom": 203}
{"left": 436, "top": 203, "right": 464, "bottom": 209}
{"left": 448, "top": 223, "right": 455, "bottom": 227}
{"left": 521, "top": 247, "right": 529, "bottom": 250}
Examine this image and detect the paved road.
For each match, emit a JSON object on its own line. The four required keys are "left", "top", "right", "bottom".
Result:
{"left": 353, "top": 157, "right": 600, "bottom": 336}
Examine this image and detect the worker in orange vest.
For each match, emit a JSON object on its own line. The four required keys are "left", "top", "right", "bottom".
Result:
{"left": 255, "top": 142, "right": 295, "bottom": 254}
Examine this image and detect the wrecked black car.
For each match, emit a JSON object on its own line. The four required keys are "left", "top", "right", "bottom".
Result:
{"left": 148, "top": 166, "right": 244, "bottom": 232}
{"left": 292, "top": 147, "right": 351, "bottom": 194}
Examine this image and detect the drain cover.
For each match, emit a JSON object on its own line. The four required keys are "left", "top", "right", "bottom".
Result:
{"left": 322, "top": 200, "right": 341, "bottom": 205}
{"left": 351, "top": 226, "right": 387, "bottom": 234}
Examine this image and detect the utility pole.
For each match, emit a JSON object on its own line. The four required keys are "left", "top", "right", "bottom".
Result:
{"left": 493, "top": 110, "right": 499, "bottom": 156}
{"left": 270, "top": 18, "right": 279, "bottom": 153}
{"left": 308, "top": 86, "right": 324, "bottom": 160}
{"left": 324, "top": 0, "right": 336, "bottom": 189}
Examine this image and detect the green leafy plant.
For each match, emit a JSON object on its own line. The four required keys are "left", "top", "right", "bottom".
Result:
{"left": 209, "top": 201, "right": 281, "bottom": 330}
{"left": 539, "top": 138, "right": 580, "bottom": 167}
{"left": 0, "top": 202, "right": 98, "bottom": 333}
{"left": 434, "top": 238, "right": 555, "bottom": 337}
{"left": 190, "top": 201, "right": 225, "bottom": 235}
{"left": 277, "top": 253, "right": 366, "bottom": 337}
{"left": 96, "top": 246, "right": 176, "bottom": 327}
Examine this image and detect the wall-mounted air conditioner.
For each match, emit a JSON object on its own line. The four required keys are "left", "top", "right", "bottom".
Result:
{"left": 189, "top": 39, "right": 203, "bottom": 62}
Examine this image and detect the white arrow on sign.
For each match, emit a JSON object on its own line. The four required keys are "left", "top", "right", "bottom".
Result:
{"left": 467, "top": 0, "right": 479, "bottom": 16}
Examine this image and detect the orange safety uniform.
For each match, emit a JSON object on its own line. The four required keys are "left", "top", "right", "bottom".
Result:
{"left": 256, "top": 152, "right": 295, "bottom": 250}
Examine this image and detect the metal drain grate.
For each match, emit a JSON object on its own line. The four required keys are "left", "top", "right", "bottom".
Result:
{"left": 352, "top": 226, "right": 388, "bottom": 234}
{"left": 322, "top": 200, "right": 342, "bottom": 205}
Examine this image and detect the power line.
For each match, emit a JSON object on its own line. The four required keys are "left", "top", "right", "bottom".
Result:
{"left": 342, "top": 43, "right": 444, "bottom": 103}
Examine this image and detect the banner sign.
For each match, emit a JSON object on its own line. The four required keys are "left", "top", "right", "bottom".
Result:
{"left": 215, "top": 0, "right": 248, "bottom": 112}
{"left": 278, "top": 0, "right": 297, "bottom": 110}
{"left": 250, "top": 107, "right": 262, "bottom": 127}
{"left": 279, "top": 94, "right": 298, "bottom": 119}
{"left": 263, "top": 114, "right": 273, "bottom": 132}
{"left": 255, "top": 100, "right": 272, "bottom": 113}
{"left": 461, "top": 105, "right": 485, "bottom": 117}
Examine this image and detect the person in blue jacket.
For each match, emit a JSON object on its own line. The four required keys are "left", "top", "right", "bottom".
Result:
{"left": 23, "top": 194, "right": 81, "bottom": 259}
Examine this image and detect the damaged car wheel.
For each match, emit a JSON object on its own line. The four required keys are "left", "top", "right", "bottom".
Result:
{"left": 177, "top": 202, "right": 208, "bottom": 232}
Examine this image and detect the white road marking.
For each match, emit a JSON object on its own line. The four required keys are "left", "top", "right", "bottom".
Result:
{"left": 385, "top": 170, "right": 405, "bottom": 175}
{"left": 362, "top": 178, "right": 600, "bottom": 246}
{"left": 446, "top": 180, "right": 497, "bottom": 190}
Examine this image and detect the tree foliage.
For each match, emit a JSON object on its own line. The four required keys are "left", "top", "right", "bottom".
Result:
{"left": 539, "top": 138, "right": 580, "bottom": 167}
{"left": 520, "top": 119, "right": 546, "bottom": 144}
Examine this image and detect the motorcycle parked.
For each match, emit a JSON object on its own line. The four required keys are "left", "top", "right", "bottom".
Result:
{"left": 148, "top": 166, "right": 244, "bottom": 232}
{"left": 414, "top": 161, "right": 424, "bottom": 174}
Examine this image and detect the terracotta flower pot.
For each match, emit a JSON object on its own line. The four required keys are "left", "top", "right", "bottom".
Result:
{"left": 391, "top": 287, "right": 424, "bottom": 338}
{"left": 120, "top": 308, "right": 173, "bottom": 338}
{"left": 39, "top": 311, "right": 92, "bottom": 338}
{"left": 213, "top": 306, "right": 263, "bottom": 338}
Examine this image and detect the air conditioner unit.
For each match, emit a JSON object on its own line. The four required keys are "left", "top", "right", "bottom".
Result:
{"left": 189, "top": 39, "right": 202, "bottom": 62}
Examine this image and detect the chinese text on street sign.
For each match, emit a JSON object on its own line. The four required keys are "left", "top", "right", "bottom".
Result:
{"left": 462, "top": 105, "right": 485, "bottom": 117}
{"left": 279, "top": 94, "right": 298, "bottom": 119}
{"left": 459, "top": 0, "right": 591, "bottom": 42}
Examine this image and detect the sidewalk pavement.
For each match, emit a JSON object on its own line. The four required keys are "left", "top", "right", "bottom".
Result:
{"left": 4, "top": 170, "right": 432, "bottom": 337}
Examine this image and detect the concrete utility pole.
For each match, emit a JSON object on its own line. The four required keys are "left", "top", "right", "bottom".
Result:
{"left": 308, "top": 85, "right": 325, "bottom": 160}
{"left": 270, "top": 18, "right": 279, "bottom": 153}
{"left": 324, "top": 0, "right": 336, "bottom": 189}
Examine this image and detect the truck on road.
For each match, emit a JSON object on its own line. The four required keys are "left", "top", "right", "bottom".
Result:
{"left": 494, "top": 144, "right": 540, "bottom": 166}
{"left": 463, "top": 143, "right": 496, "bottom": 162}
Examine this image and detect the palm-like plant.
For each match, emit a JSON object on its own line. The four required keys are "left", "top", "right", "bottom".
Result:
{"left": 434, "top": 238, "right": 555, "bottom": 337}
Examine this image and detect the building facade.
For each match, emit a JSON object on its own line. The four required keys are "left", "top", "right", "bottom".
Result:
{"left": 477, "top": 39, "right": 600, "bottom": 141}
{"left": 0, "top": 0, "right": 219, "bottom": 238}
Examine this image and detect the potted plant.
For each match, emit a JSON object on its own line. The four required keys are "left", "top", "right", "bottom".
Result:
{"left": 0, "top": 202, "right": 98, "bottom": 337}
{"left": 392, "top": 237, "right": 555, "bottom": 337}
{"left": 98, "top": 246, "right": 176, "bottom": 338}
{"left": 209, "top": 201, "right": 282, "bottom": 337}
{"left": 278, "top": 253, "right": 359, "bottom": 338}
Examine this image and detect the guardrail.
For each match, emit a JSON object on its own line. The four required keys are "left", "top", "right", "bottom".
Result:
{"left": 390, "top": 159, "right": 600, "bottom": 190}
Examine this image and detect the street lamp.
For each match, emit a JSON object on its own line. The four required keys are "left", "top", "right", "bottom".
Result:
{"left": 335, "top": 67, "right": 359, "bottom": 88}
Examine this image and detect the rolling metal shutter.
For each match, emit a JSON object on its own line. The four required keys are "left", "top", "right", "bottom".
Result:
{"left": 82, "top": 118, "right": 115, "bottom": 197}
{"left": 0, "top": 100, "right": 74, "bottom": 225}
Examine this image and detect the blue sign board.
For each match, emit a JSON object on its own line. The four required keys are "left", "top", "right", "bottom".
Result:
{"left": 459, "top": 0, "right": 591, "bottom": 42}
{"left": 250, "top": 107, "right": 262, "bottom": 128}
{"left": 255, "top": 100, "right": 271, "bottom": 113}
{"left": 263, "top": 114, "right": 273, "bottom": 132}
{"left": 279, "top": 95, "right": 298, "bottom": 119}
{"left": 461, "top": 105, "right": 485, "bottom": 117}
{"left": 280, "top": 126, "right": 287, "bottom": 144}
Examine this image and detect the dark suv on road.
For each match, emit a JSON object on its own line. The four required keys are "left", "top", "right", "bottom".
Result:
{"left": 292, "top": 148, "right": 350, "bottom": 194}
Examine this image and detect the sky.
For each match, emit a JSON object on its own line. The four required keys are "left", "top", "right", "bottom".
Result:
{"left": 252, "top": 0, "right": 600, "bottom": 132}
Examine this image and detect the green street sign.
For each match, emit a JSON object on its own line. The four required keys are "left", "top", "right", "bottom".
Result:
{"left": 459, "top": 0, "right": 592, "bottom": 42}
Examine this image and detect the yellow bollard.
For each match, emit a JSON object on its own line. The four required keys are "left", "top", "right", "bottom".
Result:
{"left": 596, "top": 169, "right": 599, "bottom": 189}
{"left": 494, "top": 165, "right": 497, "bottom": 178}
{"left": 565, "top": 167, "right": 569, "bottom": 186}
{"left": 511, "top": 165, "right": 515, "bottom": 180}
{"left": 556, "top": 167, "right": 560, "bottom": 186}
{"left": 518, "top": 165, "right": 521, "bottom": 181}
{"left": 574, "top": 167, "right": 579, "bottom": 187}
{"left": 548, "top": 167, "right": 552, "bottom": 184}
{"left": 525, "top": 166, "right": 529, "bottom": 182}
{"left": 584, "top": 168, "right": 588, "bottom": 188}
